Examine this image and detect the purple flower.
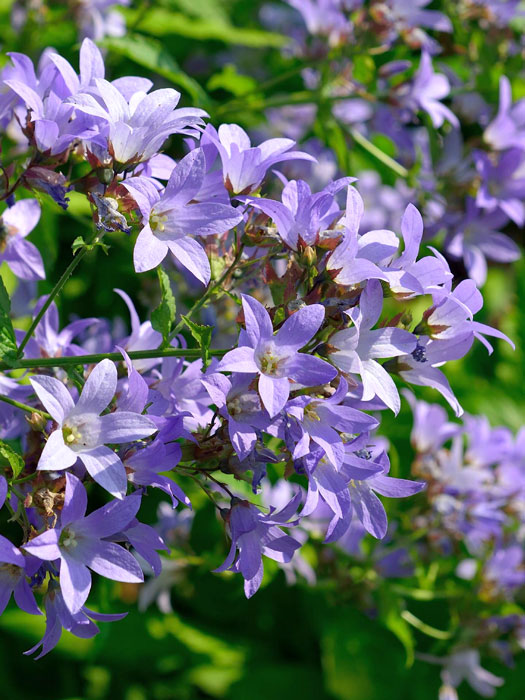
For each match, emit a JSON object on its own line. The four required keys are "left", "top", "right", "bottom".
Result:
{"left": 0, "top": 536, "right": 41, "bottom": 616}
{"left": 283, "top": 377, "right": 378, "bottom": 468}
{"left": 474, "top": 148, "right": 525, "bottom": 226}
{"left": 425, "top": 279, "right": 515, "bottom": 353}
{"left": 383, "top": 203, "right": 452, "bottom": 297}
{"left": 204, "top": 123, "right": 316, "bottom": 194}
{"left": 23, "top": 473, "right": 144, "bottom": 613}
{"left": 217, "top": 295, "right": 337, "bottom": 418}
{"left": 0, "top": 199, "right": 44, "bottom": 280}
{"left": 484, "top": 75, "right": 525, "bottom": 151}
{"left": 402, "top": 51, "right": 459, "bottom": 128}
{"left": 330, "top": 280, "right": 417, "bottom": 413}
{"left": 301, "top": 439, "right": 424, "bottom": 541}
{"left": 125, "top": 438, "right": 191, "bottom": 509}
{"left": 341, "top": 445, "right": 425, "bottom": 539}
{"left": 326, "top": 186, "right": 394, "bottom": 286}
{"left": 75, "top": 0, "right": 129, "bottom": 41}
{"left": 18, "top": 295, "right": 102, "bottom": 360}
{"left": 403, "top": 390, "right": 459, "bottom": 453}
{"left": 214, "top": 492, "right": 302, "bottom": 598}
{"left": 24, "top": 579, "right": 126, "bottom": 659}
{"left": 239, "top": 176, "right": 353, "bottom": 250}
{"left": 126, "top": 149, "right": 242, "bottom": 283}
{"left": 440, "top": 650, "right": 504, "bottom": 698}
{"left": 202, "top": 372, "right": 272, "bottom": 460}
{"left": 153, "top": 357, "right": 217, "bottom": 429}
{"left": 485, "top": 545, "right": 525, "bottom": 595}
{"left": 444, "top": 198, "right": 520, "bottom": 286}
{"left": 30, "top": 359, "right": 157, "bottom": 497}
{"left": 285, "top": 0, "right": 353, "bottom": 44}
{"left": 70, "top": 79, "right": 207, "bottom": 169}
{"left": 114, "top": 288, "right": 163, "bottom": 371}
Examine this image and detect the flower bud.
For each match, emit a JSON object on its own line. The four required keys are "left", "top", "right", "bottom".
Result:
{"left": 25, "top": 412, "right": 48, "bottom": 432}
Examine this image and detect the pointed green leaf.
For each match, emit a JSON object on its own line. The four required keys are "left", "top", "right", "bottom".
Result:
{"left": 0, "top": 275, "right": 18, "bottom": 366}
{"left": 100, "top": 34, "right": 212, "bottom": 109}
{"left": 181, "top": 316, "right": 213, "bottom": 369}
{"left": 0, "top": 440, "right": 25, "bottom": 480}
{"left": 151, "top": 267, "right": 176, "bottom": 347}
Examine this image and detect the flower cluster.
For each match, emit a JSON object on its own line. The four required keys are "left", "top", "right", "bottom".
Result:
{"left": 0, "top": 33, "right": 516, "bottom": 684}
{"left": 257, "top": 0, "right": 523, "bottom": 287}
{"left": 401, "top": 393, "right": 525, "bottom": 700}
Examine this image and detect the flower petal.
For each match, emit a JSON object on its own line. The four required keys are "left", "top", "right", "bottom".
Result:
{"left": 74, "top": 359, "right": 117, "bottom": 416}
{"left": 79, "top": 446, "right": 127, "bottom": 499}
{"left": 30, "top": 375, "right": 74, "bottom": 423}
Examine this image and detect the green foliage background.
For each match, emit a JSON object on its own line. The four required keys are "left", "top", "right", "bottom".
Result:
{"left": 0, "top": 1, "right": 524, "bottom": 697}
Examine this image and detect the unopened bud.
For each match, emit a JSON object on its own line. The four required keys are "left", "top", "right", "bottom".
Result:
{"left": 26, "top": 412, "right": 48, "bottom": 431}
{"left": 302, "top": 246, "right": 317, "bottom": 266}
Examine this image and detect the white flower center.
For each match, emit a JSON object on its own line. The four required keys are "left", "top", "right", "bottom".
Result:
{"left": 256, "top": 342, "right": 289, "bottom": 378}
{"left": 62, "top": 414, "right": 101, "bottom": 451}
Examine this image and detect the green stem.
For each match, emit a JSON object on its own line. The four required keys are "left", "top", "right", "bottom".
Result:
{"left": 12, "top": 472, "right": 38, "bottom": 485}
{"left": 0, "top": 347, "right": 228, "bottom": 372}
{"left": 17, "top": 244, "right": 92, "bottom": 358}
{"left": 347, "top": 127, "right": 409, "bottom": 179}
{"left": 214, "top": 58, "right": 327, "bottom": 117}
{"left": 167, "top": 244, "right": 244, "bottom": 343}
{"left": 0, "top": 394, "right": 52, "bottom": 420}
{"left": 400, "top": 610, "right": 452, "bottom": 640}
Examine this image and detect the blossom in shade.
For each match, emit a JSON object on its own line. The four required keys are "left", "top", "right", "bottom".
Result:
{"left": 217, "top": 294, "right": 337, "bottom": 418}
{"left": 125, "top": 149, "right": 243, "bottom": 283}
{"left": 18, "top": 296, "right": 102, "bottom": 360}
{"left": 440, "top": 650, "right": 504, "bottom": 698}
{"left": 125, "top": 438, "right": 191, "bottom": 509}
{"left": 23, "top": 473, "right": 144, "bottom": 613}
{"left": 474, "top": 148, "right": 525, "bottom": 226}
{"left": 24, "top": 580, "right": 127, "bottom": 659}
{"left": 30, "top": 359, "right": 157, "bottom": 498}
{"left": 214, "top": 492, "right": 302, "bottom": 598}
{"left": 0, "top": 536, "right": 41, "bottom": 616}
{"left": 444, "top": 198, "right": 520, "bottom": 286}
{"left": 0, "top": 199, "right": 44, "bottom": 280}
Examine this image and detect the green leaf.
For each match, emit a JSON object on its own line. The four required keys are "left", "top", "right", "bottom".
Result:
{"left": 72, "top": 236, "right": 86, "bottom": 254}
{"left": 100, "top": 34, "right": 211, "bottom": 108}
{"left": 125, "top": 8, "right": 288, "bottom": 48}
{"left": 0, "top": 440, "right": 25, "bottom": 479}
{"left": 181, "top": 316, "right": 213, "bottom": 369}
{"left": 207, "top": 64, "right": 258, "bottom": 96}
{"left": 0, "top": 274, "right": 18, "bottom": 366}
{"left": 151, "top": 267, "right": 176, "bottom": 347}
